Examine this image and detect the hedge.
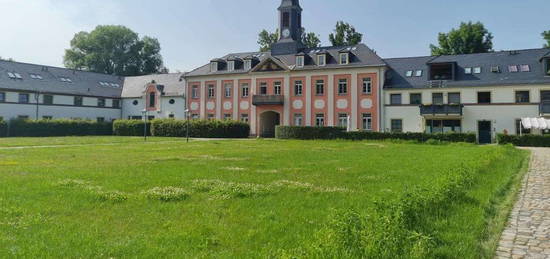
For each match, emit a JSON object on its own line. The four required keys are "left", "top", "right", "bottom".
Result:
{"left": 151, "top": 119, "right": 250, "bottom": 138}
{"left": 497, "top": 134, "right": 550, "bottom": 147}
{"left": 113, "top": 120, "right": 151, "bottom": 136}
{"left": 0, "top": 120, "right": 7, "bottom": 137}
{"left": 275, "top": 126, "right": 477, "bottom": 143}
{"left": 7, "top": 119, "right": 112, "bottom": 137}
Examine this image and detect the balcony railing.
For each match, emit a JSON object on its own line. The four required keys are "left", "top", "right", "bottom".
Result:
{"left": 420, "top": 104, "right": 463, "bottom": 116}
{"left": 540, "top": 102, "right": 550, "bottom": 115}
{"left": 252, "top": 95, "right": 284, "bottom": 106}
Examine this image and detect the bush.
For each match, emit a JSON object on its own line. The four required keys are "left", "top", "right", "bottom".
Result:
{"left": 113, "top": 120, "right": 151, "bottom": 136}
{"left": 7, "top": 119, "right": 112, "bottom": 137}
{"left": 276, "top": 126, "right": 477, "bottom": 143}
{"left": 497, "top": 134, "right": 550, "bottom": 147}
{"left": 151, "top": 119, "right": 250, "bottom": 138}
{"left": 0, "top": 120, "right": 7, "bottom": 137}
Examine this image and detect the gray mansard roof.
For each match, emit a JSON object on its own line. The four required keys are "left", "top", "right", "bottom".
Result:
{"left": 0, "top": 60, "right": 123, "bottom": 98}
{"left": 122, "top": 73, "right": 185, "bottom": 98}
{"left": 185, "top": 44, "right": 386, "bottom": 77}
{"left": 384, "top": 48, "right": 550, "bottom": 89}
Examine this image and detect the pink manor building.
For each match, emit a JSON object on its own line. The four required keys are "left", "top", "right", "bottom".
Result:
{"left": 184, "top": 0, "right": 385, "bottom": 137}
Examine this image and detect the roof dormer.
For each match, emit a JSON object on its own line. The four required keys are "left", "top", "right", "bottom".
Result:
{"left": 295, "top": 52, "right": 306, "bottom": 68}
{"left": 210, "top": 58, "right": 226, "bottom": 72}
{"left": 227, "top": 57, "right": 243, "bottom": 71}
{"left": 243, "top": 56, "right": 260, "bottom": 70}
{"left": 338, "top": 47, "right": 354, "bottom": 65}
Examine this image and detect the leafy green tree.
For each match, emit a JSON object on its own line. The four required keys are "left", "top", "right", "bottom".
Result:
{"left": 302, "top": 30, "right": 321, "bottom": 48}
{"left": 258, "top": 30, "right": 279, "bottom": 52}
{"left": 543, "top": 31, "right": 550, "bottom": 48}
{"left": 329, "top": 21, "right": 363, "bottom": 47}
{"left": 64, "top": 25, "right": 165, "bottom": 76}
{"left": 430, "top": 22, "right": 493, "bottom": 55}
{"left": 0, "top": 56, "right": 14, "bottom": 62}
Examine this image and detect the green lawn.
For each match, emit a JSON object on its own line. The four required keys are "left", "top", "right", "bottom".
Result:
{"left": 0, "top": 137, "right": 528, "bottom": 258}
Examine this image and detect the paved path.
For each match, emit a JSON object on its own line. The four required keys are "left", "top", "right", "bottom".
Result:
{"left": 496, "top": 147, "right": 550, "bottom": 259}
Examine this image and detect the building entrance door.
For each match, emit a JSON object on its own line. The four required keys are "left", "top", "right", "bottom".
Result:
{"left": 478, "top": 121, "right": 492, "bottom": 144}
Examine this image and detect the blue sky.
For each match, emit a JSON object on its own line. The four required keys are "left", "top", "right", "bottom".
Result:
{"left": 0, "top": 0, "right": 548, "bottom": 72}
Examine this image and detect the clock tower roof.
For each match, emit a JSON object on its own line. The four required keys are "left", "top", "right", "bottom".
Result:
{"left": 271, "top": 0, "right": 303, "bottom": 55}
{"left": 278, "top": 0, "right": 302, "bottom": 11}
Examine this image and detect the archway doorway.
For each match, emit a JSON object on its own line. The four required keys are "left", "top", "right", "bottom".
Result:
{"left": 260, "top": 111, "right": 280, "bottom": 138}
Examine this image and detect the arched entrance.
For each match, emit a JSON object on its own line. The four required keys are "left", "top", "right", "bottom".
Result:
{"left": 259, "top": 111, "right": 280, "bottom": 138}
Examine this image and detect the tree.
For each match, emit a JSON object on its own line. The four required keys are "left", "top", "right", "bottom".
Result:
{"left": 430, "top": 22, "right": 493, "bottom": 56}
{"left": 258, "top": 30, "right": 279, "bottom": 52}
{"left": 302, "top": 29, "right": 321, "bottom": 48}
{"left": 543, "top": 31, "right": 550, "bottom": 48}
{"left": 64, "top": 25, "right": 165, "bottom": 76}
{"left": 329, "top": 21, "right": 363, "bottom": 47}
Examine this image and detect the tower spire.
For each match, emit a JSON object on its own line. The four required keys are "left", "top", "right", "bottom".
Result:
{"left": 271, "top": 0, "right": 303, "bottom": 55}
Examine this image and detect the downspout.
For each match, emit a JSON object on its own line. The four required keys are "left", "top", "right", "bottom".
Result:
{"left": 378, "top": 67, "right": 385, "bottom": 132}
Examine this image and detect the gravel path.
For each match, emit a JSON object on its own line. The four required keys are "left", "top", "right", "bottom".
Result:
{"left": 496, "top": 147, "right": 550, "bottom": 259}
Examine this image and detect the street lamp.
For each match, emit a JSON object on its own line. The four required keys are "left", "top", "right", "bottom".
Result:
{"left": 141, "top": 109, "right": 148, "bottom": 141}
{"left": 184, "top": 109, "right": 190, "bottom": 143}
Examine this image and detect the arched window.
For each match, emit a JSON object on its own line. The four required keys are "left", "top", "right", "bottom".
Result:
{"left": 282, "top": 12, "right": 290, "bottom": 27}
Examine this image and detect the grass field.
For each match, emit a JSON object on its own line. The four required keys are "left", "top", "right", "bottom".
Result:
{"left": 0, "top": 137, "right": 528, "bottom": 258}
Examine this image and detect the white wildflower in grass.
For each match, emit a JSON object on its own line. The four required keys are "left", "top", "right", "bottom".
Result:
{"left": 143, "top": 187, "right": 190, "bottom": 202}
{"left": 222, "top": 167, "right": 246, "bottom": 171}
{"left": 56, "top": 179, "right": 91, "bottom": 187}
{"left": 191, "top": 180, "right": 273, "bottom": 199}
{"left": 94, "top": 190, "right": 128, "bottom": 202}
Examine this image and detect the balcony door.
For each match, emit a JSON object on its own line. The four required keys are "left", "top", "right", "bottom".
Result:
{"left": 541, "top": 91, "right": 550, "bottom": 114}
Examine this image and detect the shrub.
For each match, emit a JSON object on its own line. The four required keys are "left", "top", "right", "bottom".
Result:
{"left": 276, "top": 126, "right": 477, "bottom": 143}
{"left": 275, "top": 126, "right": 345, "bottom": 140}
{"left": 113, "top": 120, "right": 151, "bottom": 136}
{"left": 0, "top": 120, "right": 7, "bottom": 137}
{"left": 8, "top": 119, "right": 112, "bottom": 137}
{"left": 151, "top": 119, "right": 250, "bottom": 138}
{"left": 497, "top": 134, "right": 550, "bottom": 147}
{"left": 143, "top": 187, "right": 190, "bottom": 202}
{"left": 191, "top": 179, "right": 273, "bottom": 199}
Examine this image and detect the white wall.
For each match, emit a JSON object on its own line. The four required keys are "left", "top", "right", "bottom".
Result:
{"left": 122, "top": 96, "right": 186, "bottom": 119}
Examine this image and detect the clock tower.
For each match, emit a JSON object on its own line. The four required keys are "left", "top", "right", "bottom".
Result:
{"left": 271, "top": 0, "right": 304, "bottom": 55}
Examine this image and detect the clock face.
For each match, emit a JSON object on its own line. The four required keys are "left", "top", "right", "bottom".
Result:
{"left": 282, "top": 29, "right": 290, "bottom": 38}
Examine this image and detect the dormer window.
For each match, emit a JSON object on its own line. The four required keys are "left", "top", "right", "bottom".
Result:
{"left": 228, "top": 61, "right": 235, "bottom": 71}
{"left": 210, "top": 62, "right": 218, "bottom": 72}
{"left": 545, "top": 59, "right": 550, "bottom": 76}
{"left": 405, "top": 70, "right": 413, "bottom": 77}
{"left": 429, "top": 63, "right": 455, "bottom": 80}
{"left": 339, "top": 53, "right": 349, "bottom": 65}
{"left": 317, "top": 54, "right": 326, "bottom": 66}
{"left": 244, "top": 60, "right": 252, "bottom": 70}
{"left": 520, "top": 64, "right": 530, "bottom": 72}
{"left": 296, "top": 55, "right": 304, "bottom": 68}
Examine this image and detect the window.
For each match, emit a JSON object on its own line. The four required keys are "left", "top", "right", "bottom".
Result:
{"left": 362, "top": 78, "right": 372, "bottom": 94}
{"left": 315, "top": 80, "right": 324, "bottom": 95}
{"left": 169, "top": 99, "right": 175, "bottom": 105}
{"left": 405, "top": 70, "right": 413, "bottom": 77}
{"left": 224, "top": 114, "right": 232, "bottom": 120}
{"left": 274, "top": 82, "right": 282, "bottom": 95}
{"left": 43, "top": 116, "right": 53, "bottom": 120}
{"left": 19, "top": 93, "right": 29, "bottom": 104}
{"left": 210, "top": 62, "right": 218, "bottom": 72}
{"left": 473, "top": 67, "right": 482, "bottom": 74}
{"left": 516, "top": 119, "right": 531, "bottom": 135}
{"left": 339, "top": 53, "right": 349, "bottom": 65}
{"left": 362, "top": 113, "right": 372, "bottom": 131}
{"left": 464, "top": 67, "right": 472, "bottom": 74}
{"left": 18, "top": 115, "right": 29, "bottom": 120}
{"left": 294, "top": 113, "right": 303, "bottom": 126}
{"left": 390, "top": 94, "right": 402, "bottom": 105}
{"left": 317, "top": 55, "right": 326, "bottom": 66}
{"left": 490, "top": 66, "right": 500, "bottom": 73}
{"left": 191, "top": 114, "right": 200, "bottom": 120}
{"left": 426, "top": 120, "right": 461, "bottom": 133}
{"left": 30, "top": 74, "right": 43, "bottom": 80}
{"left": 477, "top": 92, "right": 491, "bottom": 104}
{"left": 244, "top": 60, "right": 252, "bottom": 70}
{"left": 207, "top": 114, "right": 215, "bottom": 120}
{"left": 432, "top": 93, "right": 444, "bottom": 105}
{"left": 98, "top": 98, "right": 106, "bottom": 107}
{"left": 60, "top": 77, "right": 72, "bottom": 83}
{"left": 129, "top": 116, "right": 142, "bottom": 120}
{"left": 415, "top": 70, "right": 423, "bottom": 77}
{"left": 515, "top": 91, "right": 530, "bottom": 103}
{"left": 241, "top": 114, "right": 249, "bottom": 123}
{"left": 338, "top": 114, "right": 348, "bottom": 128}
{"left": 224, "top": 83, "right": 232, "bottom": 98}
{"left": 282, "top": 12, "right": 290, "bottom": 27}
{"left": 242, "top": 83, "right": 249, "bottom": 97}
{"left": 260, "top": 82, "right": 268, "bottom": 95}
{"left": 0, "top": 92, "right": 5, "bottom": 102}
{"left": 192, "top": 86, "right": 199, "bottom": 98}
{"left": 338, "top": 79, "right": 348, "bottom": 95}
{"left": 430, "top": 63, "right": 454, "bottom": 80}
{"left": 74, "top": 96, "right": 83, "bottom": 106}
{"left": 294, "top": 81, "right": 303, "bottom": 96}
{"left": 43, "top": 95, "right": 53, "bottom": 105}
{"left": 208, "top": 85, "right": 215, "bottom": 98}
{"left": 410, "top": 93, "right": 422, "bottom": 105}
{"left": 296, "top": 56, "right": 304, "bottom": 68}
{"left": 7, "top": 72, "right": 16, "bottom": 79}
{"left": 315, "top": 114, "right": 325, "bottom": 127}
{"left": 391, "top": 119, "right": 403, "bottom": 133}
{"left": 508, "top": 65, "right": 518, "bottom": 73}
{"left": 112, "top": 99, "right": 121, "bottom": 108}
{"left": 97, "top": 117, "right": 105, "bottom": 123}
{"left": 228, "top": 61, "right": 235, "bottom": 71}
{"left": 520, "top": 64, "right": 530, "bottom": 72}
{"left": 448, "top": 92, "right": 461, "bottom": 104}
{"left": 168, "top": 114, "right": 175, "bottom": 119}
{"left": 148, "top": 92, "right": 156, "bottom": 107}
{"left": 545, "top": 59, "right": 550, "bottom": 75}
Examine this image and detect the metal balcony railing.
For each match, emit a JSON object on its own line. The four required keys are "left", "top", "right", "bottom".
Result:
{"left": 252, "top": 95, "right": 284, "bottom": 105}
{"left": 420, "top": 104, "right": 463, "bottom": 116}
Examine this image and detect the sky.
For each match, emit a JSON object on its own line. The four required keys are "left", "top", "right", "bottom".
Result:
{"left": 0, "top": 0, "right": 548, "bottom": 72}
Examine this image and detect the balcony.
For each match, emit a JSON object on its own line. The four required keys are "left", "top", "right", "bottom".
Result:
{"left": 252, "top": 95, "right": 284, "bottom": 106}
{"left": 420, "top": 104, "right": 463, "bottom": 117}
{"left": 540, "top": 102, "right": 550, "bottom": 115}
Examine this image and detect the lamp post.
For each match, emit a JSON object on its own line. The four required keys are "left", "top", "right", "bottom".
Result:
{"left": 141, "top": 109, "right": 148, "bottom": 141}
{"left": 184, "top": 109, "right": 190, "bottom": 143}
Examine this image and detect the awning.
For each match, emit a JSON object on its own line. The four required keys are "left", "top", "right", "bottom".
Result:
{"left": 521, "top": 117, "right": 550, "bottom": 130}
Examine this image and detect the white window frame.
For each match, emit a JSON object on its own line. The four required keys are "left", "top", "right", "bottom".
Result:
{"left": 415, "top": 70, "right": 423, "bottom": 77}
{"left": 260, "top": 82, "right": 268, "bottom": 95}
{"left": 405, "top": 70, "right": 413, "bottom": 77}
{"left": 315, "top": 114, "right": 325, "bottom": 127}
{"left": 244, "top": 60, "right": 252, "bottom": 70}
{"left": 464, "top": 67, "right": 472, "bottom": 74}
{"left": 241, "top": 114, "right": 249, "bottom": 123}
{"left": 274, "top": 81, "right": 282, "bottom": 95}
{"left": 241, "top": 83, "right": 249, "bottom": 97}
{"left": 508, "top": 65, "right": 518, "bottom": 73}
{"left": 315, "top": 80, "right": 324, "bottom": 95}
{"left": 473, "top": 67, "right": 482, "bottom": 74}
{"left": 339, "top": 53, "right": 349, "bottom": 65}
{"left": 294, "top": 113, "right": 303, "bottom": 126}
{"left": 224, "top": 84, "right": 232, "bottom": 98}
{"left": 317, "top": 54, "right": 326, "bottom": 66}
{"left": 520, "top": 64, "right": 530, "bottom": 72}
{"left": 294, "top": 81, "right": 303, "bottom": 96}
{"left": 338, "top": 79, "right": 348, "bottom": 95}
{"left": 208, "top": 85, "right": 215, "bottom": 98}
{"left": 338, "top": 113, "right": 348, "bottom": 128}
{"left": 228, "top": 61, "right": 235, "bottom": 71}
{"left": 296, "top": 56, "right": 304, "bottom": 68}
{"left": 192, "top": 86, "right": 199, "bottom": 98}
{"left": 362, "top": 78, "right": 372, "bottom": 94}
{"left": 210, "top": 62, "right": 218, "bottom": 72}
{"left": 362, "top": 113, "right": 372, "bottom": 131}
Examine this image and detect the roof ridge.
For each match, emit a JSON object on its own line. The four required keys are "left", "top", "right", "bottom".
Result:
{"left": 0, "top": 59, "right": 120, "bottom": 77}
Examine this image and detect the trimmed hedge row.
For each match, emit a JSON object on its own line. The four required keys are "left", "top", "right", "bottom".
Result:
{"left": 275, "top": 126, "right": 477, "bottom": 143}
{"left": 151, "top": 119, "right": 250, "bottom": 138}
{"left": 7, "top": 119, "right": 112, "bottom": 137}
{"left": 497, "top": 134, "right": 550, "bottom": 147}
{"left": 113, "top": 120, "right": 151, "bottom": 136}
{"left": 0, "top": 120, "right": 7, "bottom": 137}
